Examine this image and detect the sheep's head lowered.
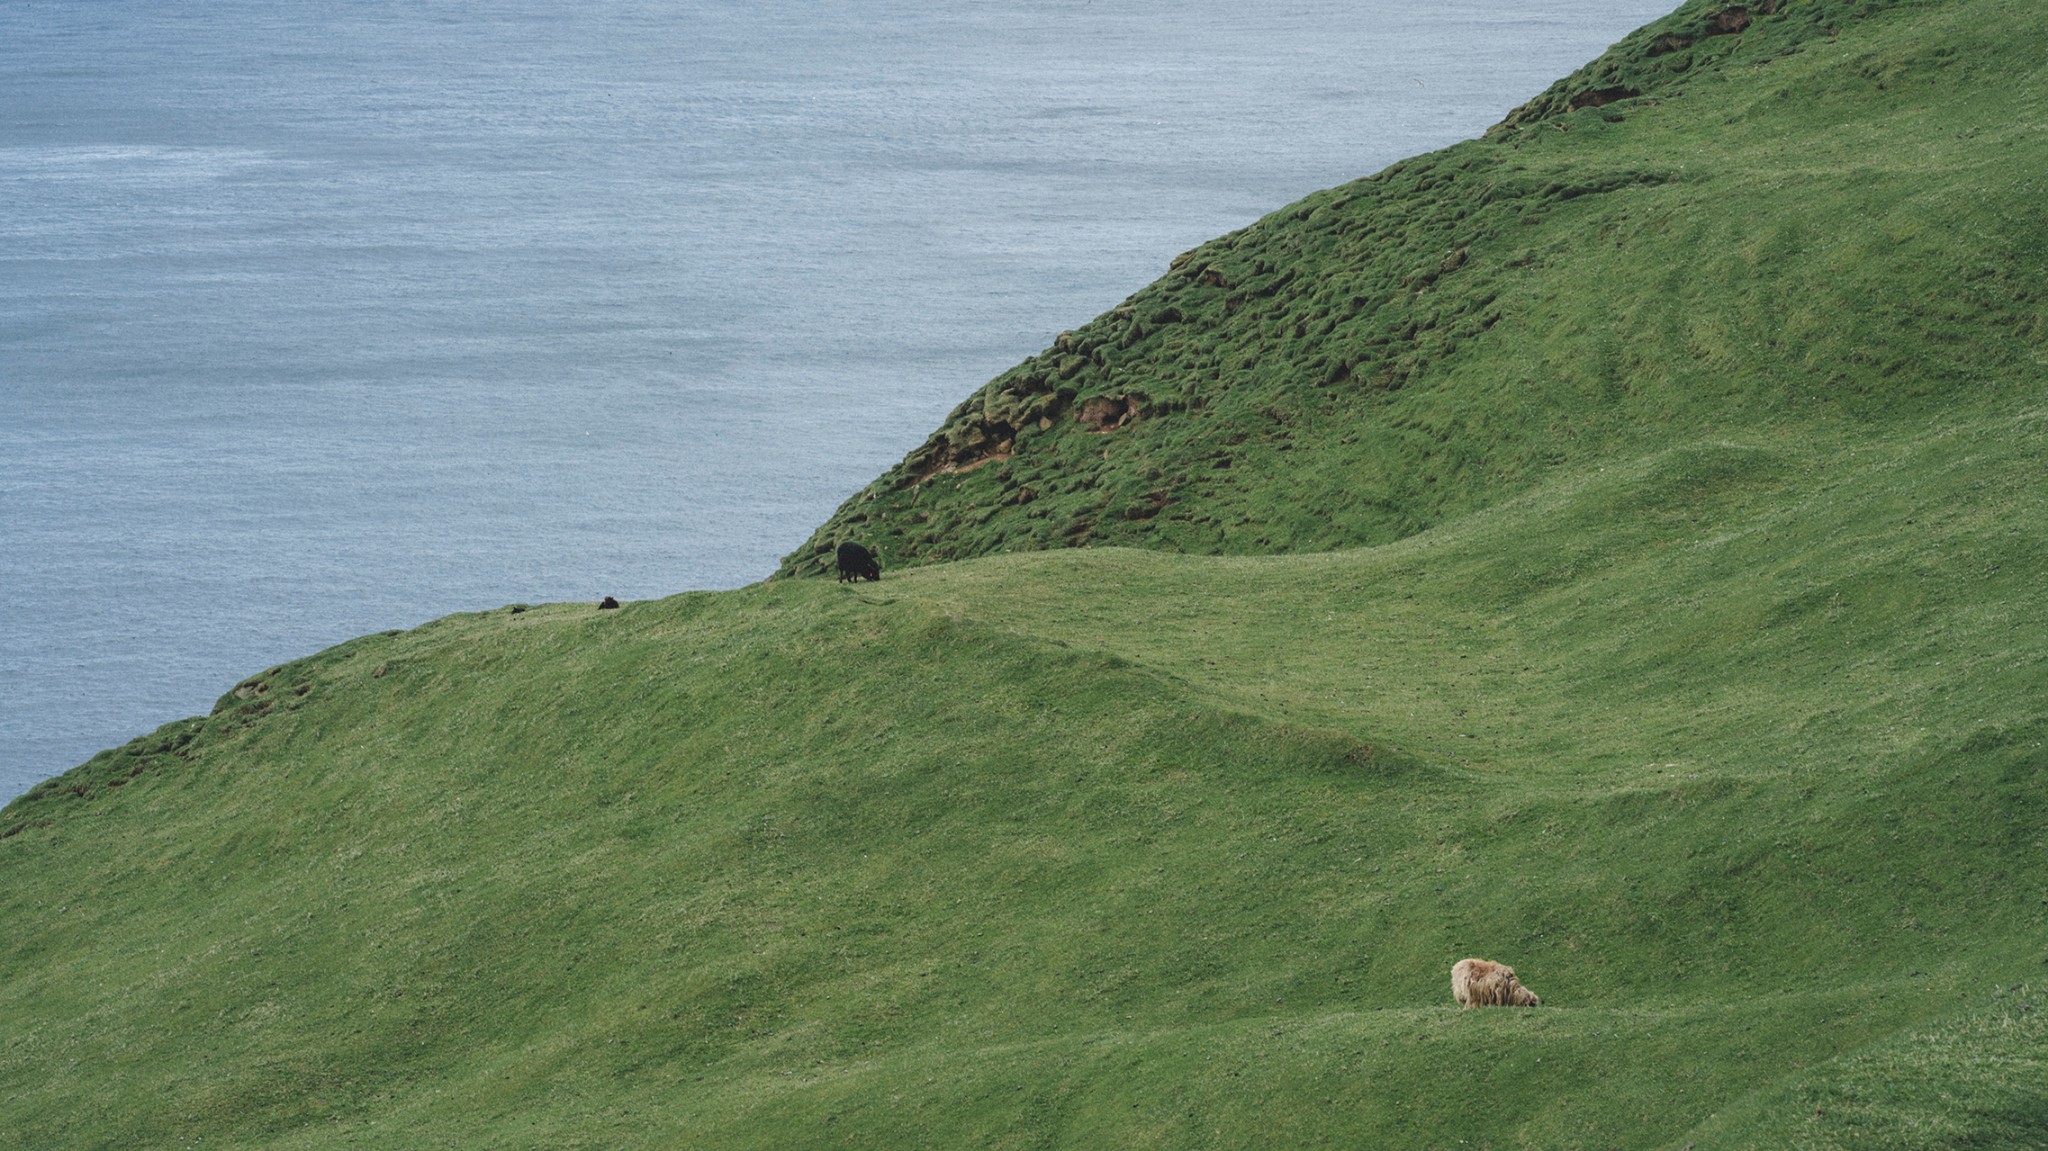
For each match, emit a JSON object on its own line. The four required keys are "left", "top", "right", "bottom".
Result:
{"left": 1451, "top": 957, "right": 1541, "bottom": 1007}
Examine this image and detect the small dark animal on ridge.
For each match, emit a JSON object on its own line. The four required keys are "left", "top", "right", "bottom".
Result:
{"left": 836, "top": 542, "right": 881, "bottom": 583}
{"left": 598, "top": 596, "right": 620, "bottom": 610}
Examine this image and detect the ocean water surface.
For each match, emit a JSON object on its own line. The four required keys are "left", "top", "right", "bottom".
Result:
{"left": 1, "top": 0, "right": 1673, "bottom": 799}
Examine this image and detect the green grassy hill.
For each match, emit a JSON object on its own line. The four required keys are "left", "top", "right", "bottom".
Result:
{"left": 780, "top": 0, "right": 2043, "bottom": 578}
{"left": 6, "top": 0, "right": 2045, "bottom": 1146}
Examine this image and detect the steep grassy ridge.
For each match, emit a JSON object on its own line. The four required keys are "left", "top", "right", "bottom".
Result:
{"left": 781, "top": 0, "right": 2044, "bottom": 577}
{"left": 6, "top": 0, "right": 2046, "bottom": 1146}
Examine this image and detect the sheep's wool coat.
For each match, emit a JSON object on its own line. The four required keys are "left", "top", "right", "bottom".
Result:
{"left": 1451, "top": 958, "right": 1541, "bottom": 1007}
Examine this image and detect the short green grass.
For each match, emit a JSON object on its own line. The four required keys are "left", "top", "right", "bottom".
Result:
{"left": 6, "top": 0, "right": 2046, "bottom": 1146}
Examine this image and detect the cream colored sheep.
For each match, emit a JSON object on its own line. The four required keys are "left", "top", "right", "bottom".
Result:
{"left": 1451, "top": 957, "right": 1541, "bottom": 1007}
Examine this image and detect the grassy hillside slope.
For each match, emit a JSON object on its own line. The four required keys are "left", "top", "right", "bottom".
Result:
{"left": 5, "top": 406, "right": 2043, "bottom": 1149}
{"left": 6, "top": 0, "right": 2046, "bottom": 1146}
{"left": 781, "top": 0, "right": 2044, "bottom": 578}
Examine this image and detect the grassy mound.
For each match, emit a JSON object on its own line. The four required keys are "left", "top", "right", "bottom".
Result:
{"left": 6, "top": 0, "right": 2046, "bottom": 1146}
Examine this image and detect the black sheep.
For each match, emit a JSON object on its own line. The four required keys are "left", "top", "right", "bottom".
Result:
{"left": 836, "top": 542, "right": 881, "bottom": 582}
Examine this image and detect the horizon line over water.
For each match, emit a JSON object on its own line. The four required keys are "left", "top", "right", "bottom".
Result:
{"left": 1, "top": 0, "right": 1675, "bottom": 800}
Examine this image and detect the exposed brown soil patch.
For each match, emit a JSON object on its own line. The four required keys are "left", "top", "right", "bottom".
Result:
{"left": 1712, "top": 6, "right": 1754, "bottom": 34}
{"left": 1570, "top": 86, "right": 1643, "bottom": 110}
{"left": 1122, "top": 490, "right": 1174, "bottom": 521}
{"left": 1076, "top": 395, "right": 1142, "bottom": 433}
{"left": 909, "top": 415, "right": 1027, "bottom": 483}
{"left": 943, "top": 444, "right": 1014, "bottom": 475}
{"left": 917, "top": 440, "right": 1014, "bottom": 482}
{"left": 1650, "top": 6, "right": 1762, "bottom": 55}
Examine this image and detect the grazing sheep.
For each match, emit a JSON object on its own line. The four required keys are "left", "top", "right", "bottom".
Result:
{"left": 836, "top": 542, "right": 881, "bottom": 583}
{"left": 1451, "top": 957, "right": 1541, "bottom": 1007}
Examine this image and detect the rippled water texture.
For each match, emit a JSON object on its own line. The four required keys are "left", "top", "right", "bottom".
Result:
{"left": 0, "top": 0, "right": 1673, "bottom": 797}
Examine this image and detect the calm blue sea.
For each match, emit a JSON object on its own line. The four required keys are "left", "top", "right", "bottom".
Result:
{"left": 0, "top": 0, "right": 1672, "bottom": 799}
